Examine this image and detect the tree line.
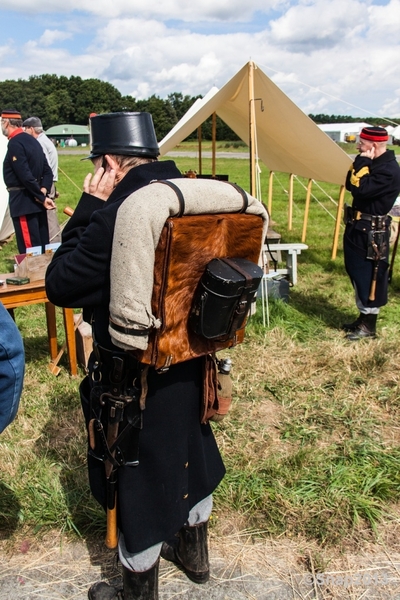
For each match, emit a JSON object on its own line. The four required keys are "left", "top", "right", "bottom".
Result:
{"left": 0, "top": 75, "right": 239, "bottom": 141}
{"left": 0, "top": 75, "right": 398, "bottom": 142}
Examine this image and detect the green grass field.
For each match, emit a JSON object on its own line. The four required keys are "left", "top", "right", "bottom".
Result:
{"left": 1, "top": 147, "right": 400, "bottom": 562}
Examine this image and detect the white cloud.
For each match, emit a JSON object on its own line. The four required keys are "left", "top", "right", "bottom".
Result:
{"left": 0, "top": 0, "right": 399, "bottom": 117}
{"left": 0, "top": 0, "right": 283, "bottom": 20}
{"left": 269, "top": 0, "right": 366, "bottom": 51}
{"left": 39, "top": 29, "right": 72, "bottom": 46}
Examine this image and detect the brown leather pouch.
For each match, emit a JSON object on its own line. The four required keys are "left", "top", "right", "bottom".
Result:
{"left": 201, "top": 354, "right": 219, "bottom": 424}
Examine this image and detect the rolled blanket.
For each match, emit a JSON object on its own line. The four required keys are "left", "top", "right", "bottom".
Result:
{"left": 109, "top": 178, "right": 269, "bottom": 351}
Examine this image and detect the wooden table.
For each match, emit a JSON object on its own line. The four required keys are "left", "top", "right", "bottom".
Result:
{"left": 0, "top": 274, "right": 78, "bottom": 376}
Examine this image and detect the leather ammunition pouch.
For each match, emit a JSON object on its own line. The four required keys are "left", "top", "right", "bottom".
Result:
{"left": 88, "top": 345, "right": 143, "bottom": 467}
{"left": 367, "top": 229, "right": 389, "bottom": 261}
{"left": 190, "top": 257, "right": 263, "bottom": 341}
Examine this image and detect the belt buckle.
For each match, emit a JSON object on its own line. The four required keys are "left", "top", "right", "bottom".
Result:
{"left": 354, "top": 210, "right": 362, "bottom": 221}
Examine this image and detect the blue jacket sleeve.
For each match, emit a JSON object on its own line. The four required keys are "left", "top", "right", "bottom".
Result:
{"left": 0, "top": 302, "right": 25, "bottom": 433}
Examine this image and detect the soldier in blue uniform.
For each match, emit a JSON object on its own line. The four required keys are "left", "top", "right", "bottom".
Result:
{"left": 343, "top": 126, "right": 400, "bottom": 340}
{"left": 1, "top": 109, "right": 54, "bottom": 253}
{"left": 46, "top": 112, "right": 225, "bottom": 600}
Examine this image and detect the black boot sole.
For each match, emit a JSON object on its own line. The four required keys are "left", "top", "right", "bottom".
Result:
{"left": 161, "top": 544, "right": 209, "bottom": 584}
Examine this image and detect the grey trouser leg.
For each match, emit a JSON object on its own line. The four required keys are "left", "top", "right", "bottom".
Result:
{"left": 354, "top": 284, "right": 380, "bottom": 315}
{"left": 118, "top": 495, "right": 213, "bottom": 572}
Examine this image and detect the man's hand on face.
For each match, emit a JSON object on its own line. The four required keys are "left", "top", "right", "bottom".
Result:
{"left": 83, "top": 166, "right": 116, "bottom": 201}
{"left": 360, "top": 145, "right": 375, "bottom": 159}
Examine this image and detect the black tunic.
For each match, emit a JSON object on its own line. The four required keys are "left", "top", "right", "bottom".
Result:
{"left": 3, "top": 131, "right": 53, "bottom": 218}
{"left": 344, "top": 150, "right": 400, "bottom": 307}
{"left": 45, "top": 160, "right": 225, "bottom": 553}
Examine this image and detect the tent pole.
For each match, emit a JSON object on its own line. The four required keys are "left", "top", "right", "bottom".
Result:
{"left": 268, "top": 171, "right": 274, "bottom": 216}
{"left": 302, "top": 178, "right": 313, "bottom": 243}
{"left": 288, "top": 173, "right": 294, "bottom": 231}
{"left": 332, "top": 185, "right": 345, "bottom": 259}
{"left": 212, "top": 112, "right": 216, "bottom": 178}
{"left": 248, "top": 61, "right": 256, "bottom": 196}
{"left": 197, "top": 125, "right": 202, "bottom": 175}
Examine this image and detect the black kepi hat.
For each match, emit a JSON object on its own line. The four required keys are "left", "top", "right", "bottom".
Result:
{"left": 359, "top": 126, "right": 389, "bottom": 142}
{"left": 84, "top": 112, "right": 159, "bottom": 159}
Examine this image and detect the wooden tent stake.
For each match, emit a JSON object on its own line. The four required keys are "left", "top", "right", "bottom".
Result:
{"left": 332, "top": 185, "right": 346, "bottom": 259}
{"left": 288, "top": 173, "right": 294, "bottom": 231}
{"left": 302, "top": 179, "right": 313, "bottom": 243}
{"left": 212, "top": 113, "right": 216, "bottom": 177}
{"left": 268, "top": 171, "right": 274, "bottom": 216}
{"left": 248, "top": 61, "right": 256, "bottom": 196}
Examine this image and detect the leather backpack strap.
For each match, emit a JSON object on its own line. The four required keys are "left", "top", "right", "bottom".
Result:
{"left": 224, "top": 182, "right": 248, "bottom": 212}
{"left": 220, "top": 258, "right": 254, "bottom": 337}
{"left": 151, "top": 180, "right": 185, "bottom": 217}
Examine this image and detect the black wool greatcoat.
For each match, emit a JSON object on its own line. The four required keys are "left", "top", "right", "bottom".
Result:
{"left": 3, "top": 131, "right": 53, "bottom": 218}
{"left": 45, "top": 160, "right": 226, "bottom": 553}
{"left": 344, "top": 150, "right": 400, "bottom": 307}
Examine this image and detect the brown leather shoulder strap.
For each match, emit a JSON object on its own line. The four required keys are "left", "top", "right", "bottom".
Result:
{"left": 223, "top": 182, "right": 248, "bottom": 213}
{"left": 151, "top": 180, "right": 185, "bottom": 217}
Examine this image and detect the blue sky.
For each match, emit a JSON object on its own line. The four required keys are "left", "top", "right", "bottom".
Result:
{"left": 0, "top": 0, "right": 399, "bottom": 118}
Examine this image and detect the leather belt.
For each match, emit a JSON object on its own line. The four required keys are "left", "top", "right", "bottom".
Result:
{"left": 353, "top": 210, "right": 386, "bottom": 222}
{"left": 7, "top": 186, "right": 25, "bottom": 191}
{"left": 350, "top": 209, "right": 389, "bottom": 226}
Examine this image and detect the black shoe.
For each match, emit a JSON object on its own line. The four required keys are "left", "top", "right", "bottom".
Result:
{"left": 88, "top": 581, "right": 122, "bottom": 600}
{"left": 341, "top": 314, "right": 363, "bottom": 332}
{"left": 346, "top": 314, "right": 377, "bottom": 341}
{"left": 161, "top": 521, "right": 209, "bottom": 584}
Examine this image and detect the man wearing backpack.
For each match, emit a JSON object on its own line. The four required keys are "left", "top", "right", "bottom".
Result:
{"left": 46, "top": 112, "right": 225, "bottom": 600}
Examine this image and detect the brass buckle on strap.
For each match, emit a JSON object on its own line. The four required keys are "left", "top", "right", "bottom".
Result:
{"left": 354, "top": 210, "right": 363, "bottom": 221}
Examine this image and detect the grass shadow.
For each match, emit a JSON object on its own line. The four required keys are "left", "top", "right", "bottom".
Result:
{"left": 0, "top": 481, "right": 21, "bottom": 539}
{"left": 289, "top": 288, "right": 355, "bottom": 329}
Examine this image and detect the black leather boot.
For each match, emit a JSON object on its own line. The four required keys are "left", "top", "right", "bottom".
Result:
{"left": 346, "top": 314, "right": 377, "bottom": 340}
{"left": 87, "top": 581, "right": 122, "bottom": 600}
{"left": 122, "top": 559, "right": 159, "bottom": 600}
{"left": 161, "top": 521, "right": 209, "bottom": 584}
{"left": 341, "top": 313, "right": 363, "bottom": 332}
{"left": 88, "top": 559, "right": 159, "bottom": 600}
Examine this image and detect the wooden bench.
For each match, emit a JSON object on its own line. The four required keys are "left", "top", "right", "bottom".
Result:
{"left": 262, "top": 243, "right": 308, "bottom": 285}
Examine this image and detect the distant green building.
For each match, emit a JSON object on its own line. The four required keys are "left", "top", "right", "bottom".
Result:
{"left": 45, "top": 124, "right": 90, "bottom": 146}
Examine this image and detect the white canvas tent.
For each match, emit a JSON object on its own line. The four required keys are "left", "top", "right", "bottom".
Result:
{"left": 0, "top": 133, "right": 14, "bottom": 243}
{"left": 160, "top": 61, "right": 352, "bottom": 185}
{"left": 160, "top": 62, "right": 352, "bottom": 257}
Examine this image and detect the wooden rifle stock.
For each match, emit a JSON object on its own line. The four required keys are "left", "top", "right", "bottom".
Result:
{"left": 104, "top": 427, "right": 119, "bottom": 549}
{"left": 106, "top": 506, "right": 118, "bottom": 549}
{"left": 369, "top": 278, "right": 377, "bottom": 301}
{"left": 369, "top": 240, "right": 380, "bottom": 302}
{"left": 105, "top": 468, "right": 118, "bottom": 549}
